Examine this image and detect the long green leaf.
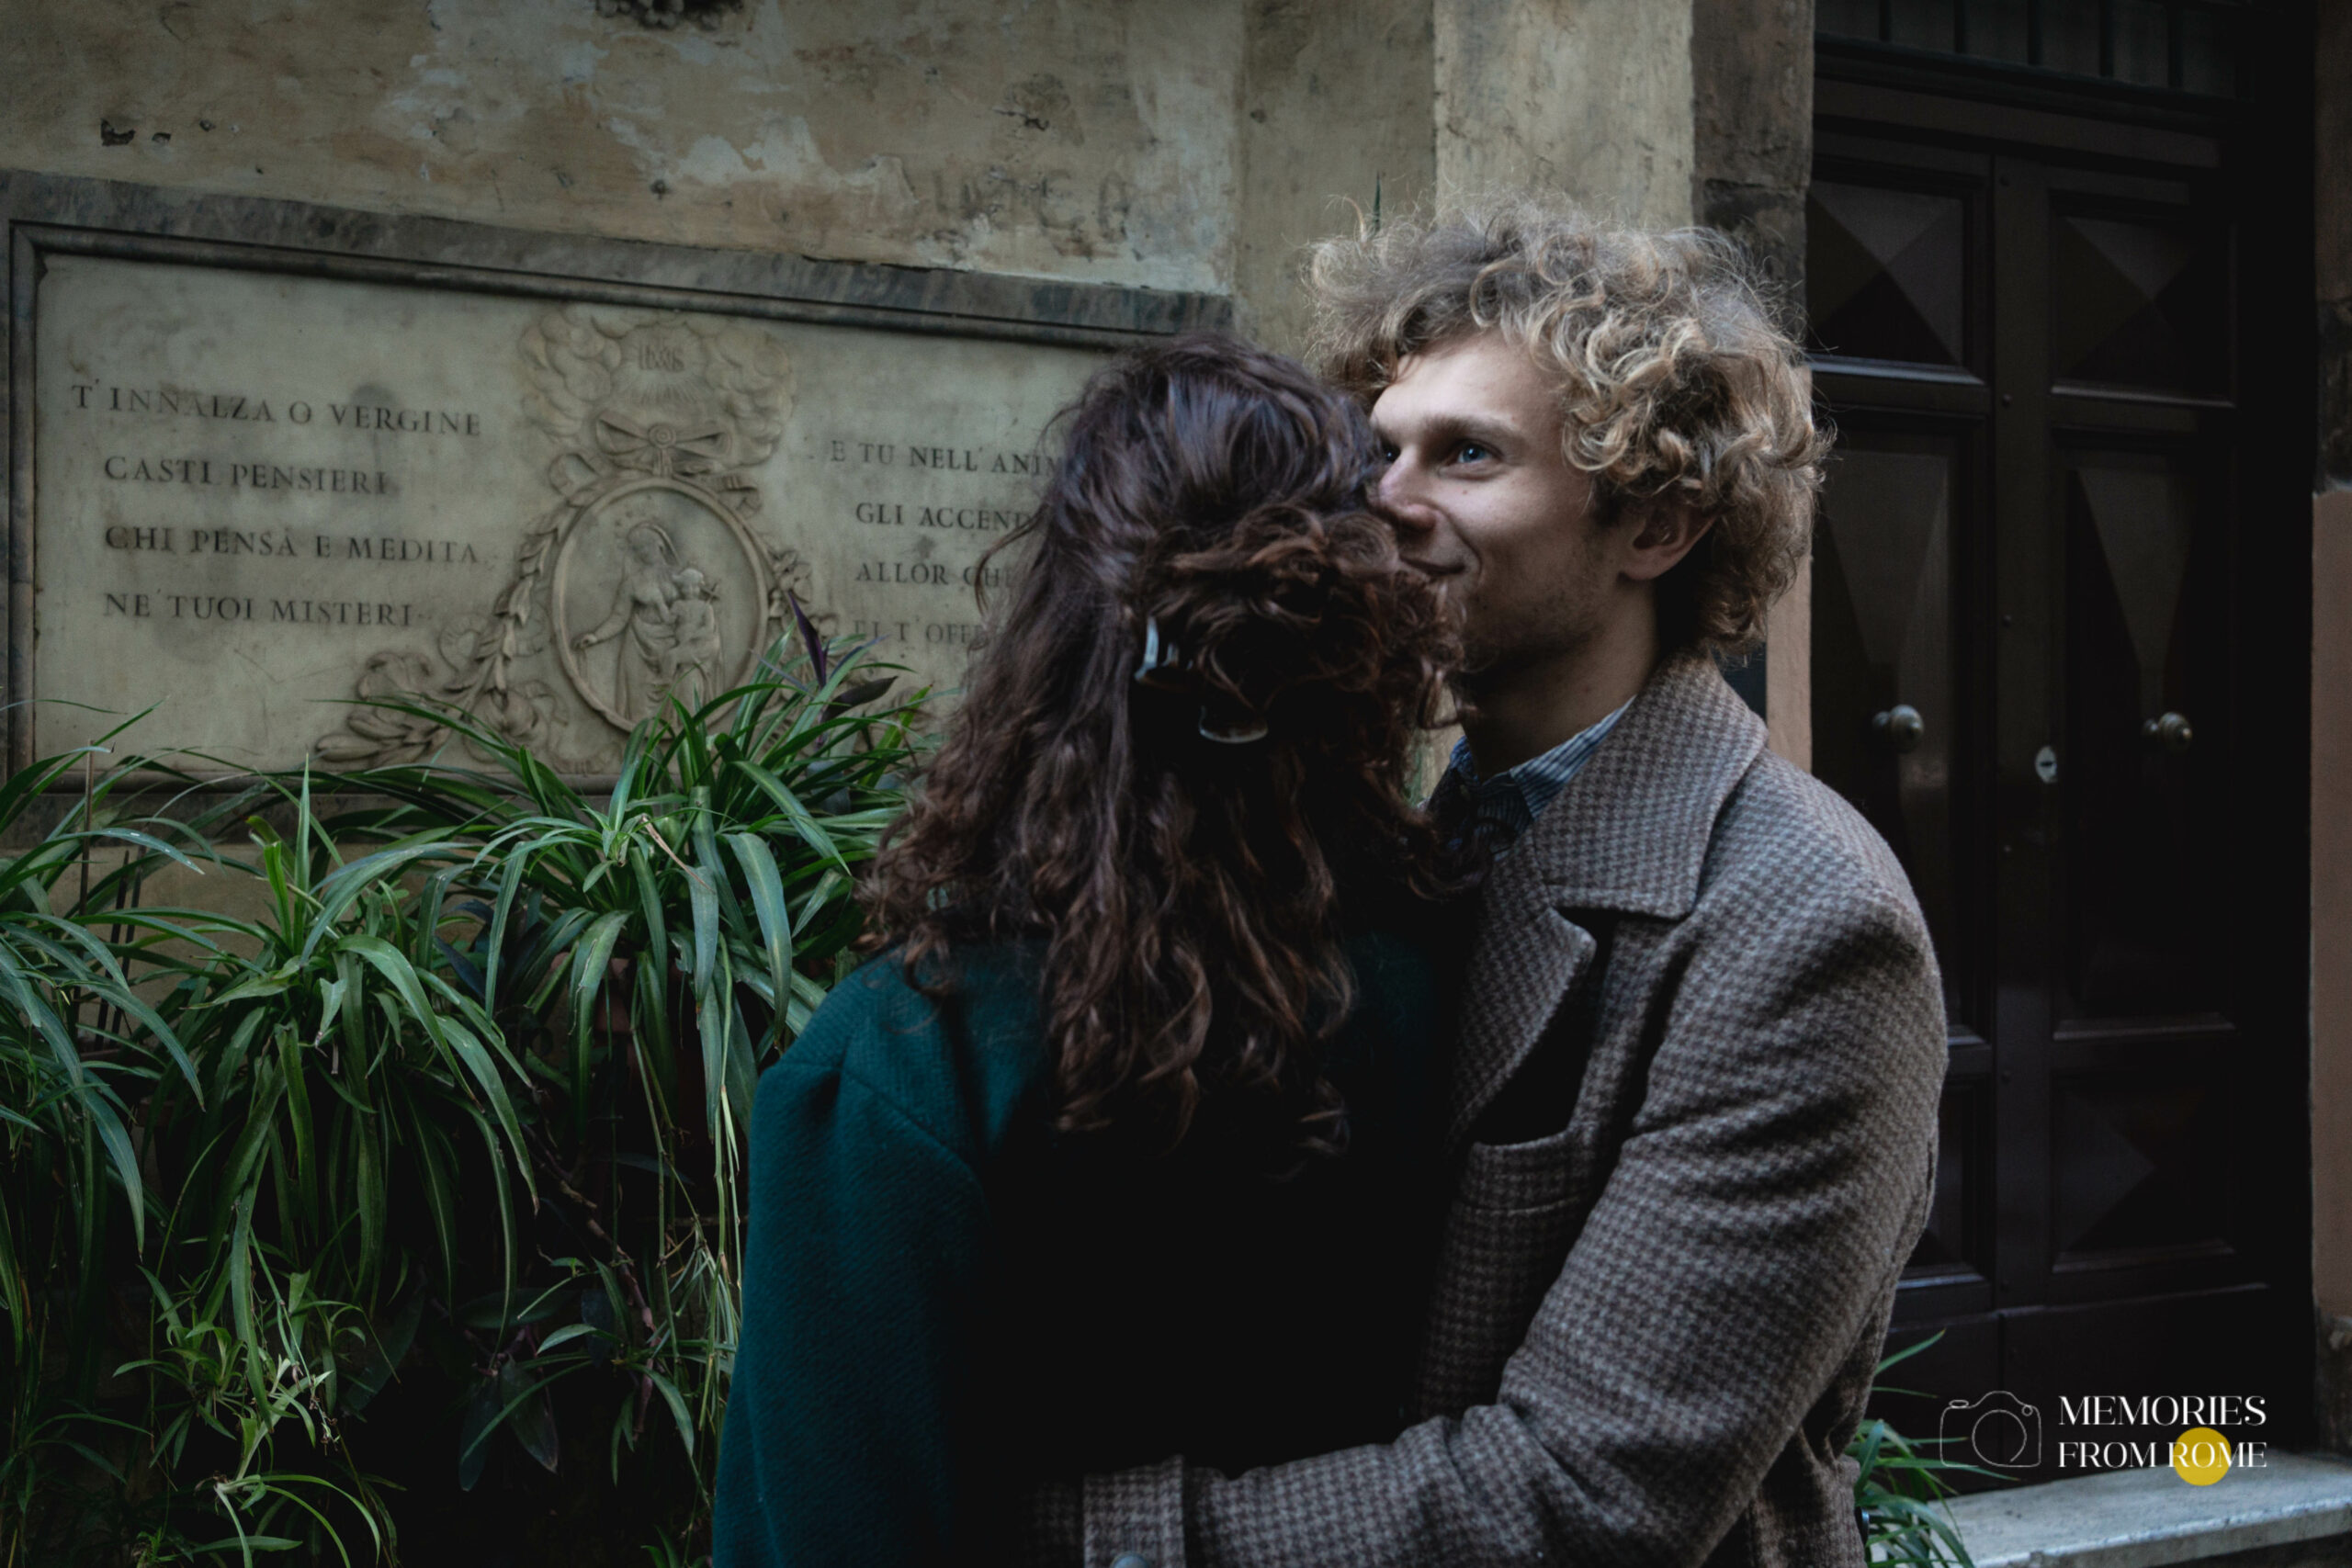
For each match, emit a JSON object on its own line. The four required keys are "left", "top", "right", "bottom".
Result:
{"left": 86, "top": 1092, "right": 147, "bottom": 1254}
{"left": 727, "top": 832, "right": 793, "bottom": 1041}
{"left": 341, "top": 934, "right": 534, "bottom": 1204}
{"left": 733, "top": 761, "right": 849, "bottom": 873}
{"left": 644, "top": 1369, "right": 696, "bottom": 1458}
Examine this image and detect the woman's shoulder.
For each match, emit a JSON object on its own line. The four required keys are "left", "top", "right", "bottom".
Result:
{"left": 1340, "top": 918, "right": 1462, "bottom": 1008}
{"left": 756, "top": 943, "right": 1051, "bottom": 1168}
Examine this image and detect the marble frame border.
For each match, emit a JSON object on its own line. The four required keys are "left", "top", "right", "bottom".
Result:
{"left": 0, "top": 169, "right": 1231, "bottom": 784}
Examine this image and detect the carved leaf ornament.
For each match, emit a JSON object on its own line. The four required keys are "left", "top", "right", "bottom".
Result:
{"left": 315, "top": 306, "right": 808, "bottom": 770}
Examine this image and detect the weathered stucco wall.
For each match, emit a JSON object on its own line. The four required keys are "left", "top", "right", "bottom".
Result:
{"left": 3, "top": 0, "right": 1243, "bottom": 296}
{"left": 1432, "top": 0, "right": 1695, "bottom": 231}
{"left": 6, "top": 0, "right": 1787, "bottom": 347}
{"left": 5, "top": 0, "right": 1814, "bottom": 749}
{"left": 1233, "top": 0, "right": 1437, "bottom": 354}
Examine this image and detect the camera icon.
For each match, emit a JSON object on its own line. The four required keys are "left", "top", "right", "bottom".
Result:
{"left": 1940, "top": 1391, "right": 2042, "bottom": 1469}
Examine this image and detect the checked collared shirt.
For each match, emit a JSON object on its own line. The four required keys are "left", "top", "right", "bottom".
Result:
{"left": 1428, "top": 700, "right": 1632, "bottom": 855}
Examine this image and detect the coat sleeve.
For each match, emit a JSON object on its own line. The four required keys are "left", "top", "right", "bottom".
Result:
{"left": 714, "top": 1052, "right": 995, "bottom": 1568}
{"left": 1045, "top": 877, "right": 1945, "bottom": 1568}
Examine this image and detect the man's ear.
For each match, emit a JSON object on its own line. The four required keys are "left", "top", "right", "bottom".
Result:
{"left": 1620, "top": 502, "right": 1713, "bottom": 583}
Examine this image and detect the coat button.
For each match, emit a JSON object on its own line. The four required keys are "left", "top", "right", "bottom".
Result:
{"left": 1109, "top": 1557, "right": 1152, "bottom": 1568}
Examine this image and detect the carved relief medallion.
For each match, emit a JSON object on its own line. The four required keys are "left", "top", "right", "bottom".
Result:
{"left": 314, "top": 306, "right": 807, "bottom": 770}
{"left": 552, "top": 478, "right": 774, "bottom": 728}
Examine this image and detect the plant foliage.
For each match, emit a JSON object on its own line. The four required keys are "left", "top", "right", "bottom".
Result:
{"left": 1851, "top": 1334, "right": 2000, "bottom": 1568}
{"left": 1, "top": 638, "right": 922, "bottom": 1565}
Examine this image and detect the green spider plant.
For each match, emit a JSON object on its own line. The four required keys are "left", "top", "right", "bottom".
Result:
{"left": 290, "top": 631, "right": 921, "bottom": 1555}
{"left": 4, "top": 633, "right": 926, "bottom": 1565}
{"left": 1852, "top": 1333, "right": 2003, "bottom": 1567}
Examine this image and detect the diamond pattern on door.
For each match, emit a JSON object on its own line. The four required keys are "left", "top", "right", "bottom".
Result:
{"left": 1827, "top": 449, "right": 1951, "bottom": 670}
{"left": 2075, "top": 466, "right": 2195, "bottom": 714}
{"left": 1813, "top": 439, "right": 1965, "bottom": 1014}
{"left": 2052, "top": 1077, "right": 2227, "bottom": 1259}
{"left": 1808, "top": 181, "right": 1968, "bottom": 365}
{"left": 2052, "top": 210, "right": 2227, "bottom": 391}
{"left": 2062, "top": 450, "right": 2218, "bottom": 1015}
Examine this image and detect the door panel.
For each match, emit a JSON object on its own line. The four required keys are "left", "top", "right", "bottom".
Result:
{"left": 1810, "top": 180, "right": 1973, "bottom": 367}
{"left": 1810, "top": 54, "right": 2305, "bottom": 1466}
{"left": 2057, "top": 441, "right": 2231, "bottom": 1018}
{"left": 1917, "top": 1073, "right": 1996, "bottom": 1281}
{"left": 1813, "top": 430, "right": 1973, "bottom": 1020}
{"left": 1809, "top": 137, "right": 1998, "bottom": 1325}
{"left": 2050, "top": 1066, "right": 2232, "bottom": 1266}
{"left": 2050, "top": 205, "right": 2230, "bottom": 394}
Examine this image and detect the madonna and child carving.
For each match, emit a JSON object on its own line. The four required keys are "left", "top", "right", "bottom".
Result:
{"left": 31, "top": 256, "right": 1102, "bottom": 773}
{"left": 566, "top": 517, "right": 742, "bottom": 726}
{"left": 307, "top": 304, "right": 803, "bottom": 769}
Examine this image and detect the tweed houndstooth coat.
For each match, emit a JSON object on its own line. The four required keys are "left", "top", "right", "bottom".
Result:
{"left": 1030, "top": 650, "right": 1949, "bottom": 1568}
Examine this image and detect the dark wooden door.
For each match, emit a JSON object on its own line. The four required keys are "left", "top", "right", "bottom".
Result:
{"left": 1808, "top": 12, "right": 2313, "bottom": 1470}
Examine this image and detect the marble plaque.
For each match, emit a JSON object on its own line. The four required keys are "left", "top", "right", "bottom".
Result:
{"left": 33, "top": 255, "right": 1102, "bottom": 773}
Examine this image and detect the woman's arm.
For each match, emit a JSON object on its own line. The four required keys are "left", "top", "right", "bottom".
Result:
{"left": 715, "top": 1055, "right": 994, "bottom": 1567}
{"left": 571, "top": 584, "right": 635, "bottom": 649}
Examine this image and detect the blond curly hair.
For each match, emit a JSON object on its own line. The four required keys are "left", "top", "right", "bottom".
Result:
{"left": 1307, "top": 196, "right": 1827, "bottom": 654}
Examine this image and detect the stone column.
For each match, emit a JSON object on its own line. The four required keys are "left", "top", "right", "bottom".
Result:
{"left": 1693, "top": 0, "right": 1815, "bottom": 764}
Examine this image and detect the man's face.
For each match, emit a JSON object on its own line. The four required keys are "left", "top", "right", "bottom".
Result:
{"left": 1370, "top": 333, "right": 1614, "bottom": 683}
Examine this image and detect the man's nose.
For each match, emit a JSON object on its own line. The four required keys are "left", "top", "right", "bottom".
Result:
{"left": 1376, "top": 457, "right": 1439, "bottom": 534}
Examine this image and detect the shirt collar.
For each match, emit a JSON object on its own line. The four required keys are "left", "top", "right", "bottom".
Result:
{"left": 1431, "top": 699, "right": 1634, "bottom": 853}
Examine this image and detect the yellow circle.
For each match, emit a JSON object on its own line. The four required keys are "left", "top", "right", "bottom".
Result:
{"left": 2171, "top": 1427, "right": 2232, "bottom": 1485}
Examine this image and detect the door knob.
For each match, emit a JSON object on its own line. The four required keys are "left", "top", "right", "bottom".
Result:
{"left": 1872, "top": 705, "right": 1926, "bottom": 754}
{"left": 2142, "top": 712, "right": 2194, "bottom": 754}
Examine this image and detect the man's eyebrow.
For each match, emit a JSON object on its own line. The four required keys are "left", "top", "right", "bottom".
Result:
{"left": 1374, "top": 410, "right": 1528, "bottom": 451}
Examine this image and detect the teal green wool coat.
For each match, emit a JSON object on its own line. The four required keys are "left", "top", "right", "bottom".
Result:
{"left": 713, "top": 932, "right": 1454, "bottom": 1567}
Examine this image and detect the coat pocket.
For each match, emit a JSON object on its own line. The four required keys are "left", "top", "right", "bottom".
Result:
{"left": 1456, "top": 1123, "right": 1583, "bottom": 1213}
{"left": 1409, "top": 1129, "right": 1590, "bottom": 1416}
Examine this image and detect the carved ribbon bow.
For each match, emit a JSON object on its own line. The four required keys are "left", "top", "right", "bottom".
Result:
{"left": 595, "top": 411, "right": 731, "bottom": 478}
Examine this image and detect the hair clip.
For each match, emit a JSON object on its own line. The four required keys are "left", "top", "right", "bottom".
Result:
{"left": 1133, "top": 615, "right": 1270, "bottom": 747}
{"left": 1196, "top": 706, "right": 1270, "bottom": 745}
{"left": 1133, "top": 615, "right": 1193, "bottom": 693}
{"left": 1136, "top": 616, "right": 1269, "bottom": 743}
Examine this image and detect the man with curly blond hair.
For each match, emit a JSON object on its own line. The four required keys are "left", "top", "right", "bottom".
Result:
{"left": 1037, "top": 199, "right": 1948, "bottom": 1568}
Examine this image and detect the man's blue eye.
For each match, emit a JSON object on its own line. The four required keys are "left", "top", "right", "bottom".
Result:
{"left": 1455, "top": 443, "right": 1492, "bottom": 464}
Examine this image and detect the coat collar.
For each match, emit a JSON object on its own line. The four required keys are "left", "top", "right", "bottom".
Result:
{"left": 1442, "top": 652, "right": 1768, "bottom": 1149}
{"left": 1498, "top": 649, "right": 1768, "bottom": 919}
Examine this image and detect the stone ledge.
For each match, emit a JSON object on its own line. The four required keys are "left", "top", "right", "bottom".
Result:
{"left": 1943, "top": 1452, "right": 2352, "bottom": 1568}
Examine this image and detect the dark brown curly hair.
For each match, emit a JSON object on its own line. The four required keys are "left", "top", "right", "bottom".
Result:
{"left": 862, "top": 333, "right": 1461, "bottom": 1154}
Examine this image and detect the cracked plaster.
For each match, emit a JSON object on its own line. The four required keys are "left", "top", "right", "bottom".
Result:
{"left": 0, "top": 0, "right": 1241, "bottom": 294}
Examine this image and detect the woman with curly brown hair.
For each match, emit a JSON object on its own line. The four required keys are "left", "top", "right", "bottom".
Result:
{"left": 712, "top": 334, "right": 1468, "bottom": 1567}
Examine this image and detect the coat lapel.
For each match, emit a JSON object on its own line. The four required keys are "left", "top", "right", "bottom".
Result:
{"left": 1442, "top": 653, "right": 1769, "bottom": 1150}
{"left": 1442, "top": 852, "right": 1599, "bottom": 1152}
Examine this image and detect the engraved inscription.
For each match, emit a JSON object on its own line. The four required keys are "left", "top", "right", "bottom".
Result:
{"left": 33, "top": 256, "right": 1098, "bottom": 773}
